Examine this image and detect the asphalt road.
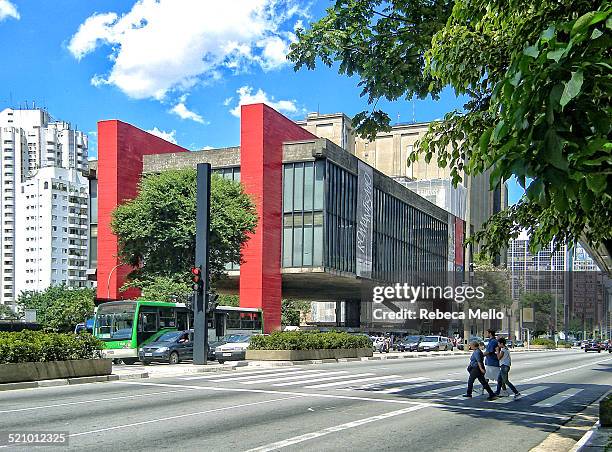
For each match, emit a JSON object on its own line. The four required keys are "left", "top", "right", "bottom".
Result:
{"left": 1, "top": 349, "right": 610, "bottom": 452}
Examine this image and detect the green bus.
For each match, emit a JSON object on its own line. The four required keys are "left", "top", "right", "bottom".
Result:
{"left": 93, "top": 300, "right": 263, "bottom": 364}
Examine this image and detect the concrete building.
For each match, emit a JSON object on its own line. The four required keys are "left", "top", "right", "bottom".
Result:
{"left": 96, "top": 104, "right": 466, "bottom": 334}
{"left": 297, "top": 113, "right": 508, "bottom": 261}
{"left": 0, "top": 108, "right": 89, "bottom": 309}
{"left": 507, "top": 231, "right": 611, "bottom": 340}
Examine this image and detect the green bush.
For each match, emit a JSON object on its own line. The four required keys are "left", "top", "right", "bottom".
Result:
{"left": 530, "top": 338, "right": 557, "bottom": 349}
{"left": 0, "top": 331, "right": 104, "bottom": 364}
{"left": 249, "top": 331, "right": 372, "bottom": 350}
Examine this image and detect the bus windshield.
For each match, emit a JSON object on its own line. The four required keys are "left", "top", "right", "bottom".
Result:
{"left": 95, "top": 303, "right": 136, "bottom": 341}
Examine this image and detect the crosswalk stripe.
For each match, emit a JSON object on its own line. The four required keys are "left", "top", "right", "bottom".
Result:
{"left": 533, "top": 388, "right": 583, "bottom": 407}
{"left": 273, "top": 373, "right": 375, "bottom": 387}
{"left": 378, "top": 380, "right": 456, "bottom": 395}
{"left": 240, "top": 371, "right": 350, "bottom": 385}
{"left": 493, "top": 385, "right": 548, "bottom": 404}
{"left": 426, "top": 384, "right": 466, "bottom": 395}
{"left": 181, "top": 368, "right": 306, "bottom": 381}
{"left": 184, "top": 369, "right": 327, "bottom": 382}
{"left": 305, "top": 375, "right": 402, "bottom": 389}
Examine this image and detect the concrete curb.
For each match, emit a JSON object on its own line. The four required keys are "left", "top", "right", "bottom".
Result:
{"left": 0, "top": 372, "right": 149, "bottom": 392}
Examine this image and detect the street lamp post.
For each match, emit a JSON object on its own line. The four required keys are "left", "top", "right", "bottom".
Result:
{"left": 107, "top": 263, "right": 125, "bottom": 299}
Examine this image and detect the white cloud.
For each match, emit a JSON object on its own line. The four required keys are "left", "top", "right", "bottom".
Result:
{"left": 0, "top": 0, "right": 19, "bottom": 22}
{"left": 146, "top": 127, "right": 177, "bottom": 144}
{"left": 223, "top": 97, "right": 233, "bottom": 106}
{"left": 229, "top": 86, "right": 299, "bottom": 117}
{"left": 68, "top": 0, "right": 306, "bottom": 100}
{"left": 169, "top": 97, "right": 206, "bottom": 124}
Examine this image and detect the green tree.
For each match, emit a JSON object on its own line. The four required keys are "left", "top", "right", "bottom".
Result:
{"left": 281, "top": 299, "right": 311, "bottom": 326}
{"left": 217, "top": 294, "right": 240, "bottom": 307}
{"left": 467, "top": 255, "right": 513, "bottom": 336}
{"left": 0, "top": 305, "right": 20, "bottom": 320}
{"left": 112, "top": 170, "right": 258, "bottom": 295}
{"left": 17, "top": 286, "right": 95, "bottom": 332}
{"left": 289, "top": 1, "right": 611, "bottom": 254}
{"left": 520, "top": 292, "right": 562, "bottom": 336}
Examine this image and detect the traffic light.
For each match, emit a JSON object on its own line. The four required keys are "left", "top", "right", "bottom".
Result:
{"left": 191, "top": 266, "right": 203, "bottom": 294}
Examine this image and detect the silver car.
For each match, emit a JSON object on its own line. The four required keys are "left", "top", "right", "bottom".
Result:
{"left": 418, "top": 335, "right": 453, "bottom": 352}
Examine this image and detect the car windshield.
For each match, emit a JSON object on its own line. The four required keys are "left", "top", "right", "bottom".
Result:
{"left": 405, "top": 336, "right": 421, "bottom": 342}
{"left": 154, "top": 331, "right": 182, "bottom": 343}
{"left": 424, "top": 336, "right": 439, "bottom": 341}
{"left": 95, "top": 303, "right": 136, "bottom": 341}
{"left": 225, "top": 334, "right": 251, "bottom": 343}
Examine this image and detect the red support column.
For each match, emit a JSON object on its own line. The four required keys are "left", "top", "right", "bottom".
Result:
{"left": 96, "top": 120, "right": 187, "bottom": 301}
{"left": 239, "top": 104, "right": 316, "bottom": 332}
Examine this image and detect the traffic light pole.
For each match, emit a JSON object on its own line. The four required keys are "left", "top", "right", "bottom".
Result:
{"left": 193, "top": 163, "right": 211, "bottom": 365}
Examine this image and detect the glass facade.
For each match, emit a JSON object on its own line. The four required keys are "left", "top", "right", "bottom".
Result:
{"left": 214, "top": 167, "right": 241, "bottom": 270}
{"left": 281, "top": 160, "right": 448, "bottom": 285}
{"left": 282, "top": 161, "right": 325, "bottom": 267}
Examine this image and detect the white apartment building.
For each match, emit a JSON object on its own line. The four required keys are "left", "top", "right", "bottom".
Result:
{"left": 0, "top": 108, "right": 88, "bottom": 310}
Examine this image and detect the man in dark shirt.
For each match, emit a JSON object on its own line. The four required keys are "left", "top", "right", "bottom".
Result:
{"left": 484, "top": 329, "right": 500, "bottom": 367}
{"left": 463, "top": 341, "right": 496, "bottom": 400}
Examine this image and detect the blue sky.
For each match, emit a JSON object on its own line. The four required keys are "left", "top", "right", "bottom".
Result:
{"left": 0, "top": 0, "right": 523, "bottom": 204}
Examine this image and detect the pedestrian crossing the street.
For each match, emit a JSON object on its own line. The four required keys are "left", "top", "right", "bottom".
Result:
{"left": 177, "top": 367, "right": 589, "bottom": 409}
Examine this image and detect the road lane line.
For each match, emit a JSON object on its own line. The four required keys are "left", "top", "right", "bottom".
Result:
{"left": 305, "top": 375, "right": 402, "bottom": 389}
{"left": 181, "top": 368, "right": 321, "bottom": 381}
{"left": 492, "top": 385, "right": 548, "bottom": 404}
{"left": 240, "top": 371, "right": 350, "bottom": 385}
{"left": 192, "top": 369, "right": 328, "bottom": 383}
{"left": 533, "top": 388, "right": 583, "bottom": 408}
{"left": 0, "top": 389, "right": 195, "bottom": 414}
{"left": 273, "top": 373, "right": 374, "bottom": 387}
{"left": 243, "top": 403, "right": 433, "bottom": 452}
{"left": 69, "top": 396, "right": 304, "bottom": 438}
{"left": 521, "top": 357, "right": 612, "bottom": 382}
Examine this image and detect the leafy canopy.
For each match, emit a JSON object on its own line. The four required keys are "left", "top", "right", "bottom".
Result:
{"left": 289, "top": 0, "right": 611, "bottom": 254}
{"left": 112, "top": 170, "right": 257, "bottom": 296}
{"left": 17, "top": 286, "right": 95, "bottom": 332}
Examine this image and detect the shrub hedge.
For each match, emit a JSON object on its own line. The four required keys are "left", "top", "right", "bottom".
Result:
{"left": 0, "top": 331, "right": 104, "bottom": 364}
{"left": 530, "top": 338, "right": 557, "bottom": 349}
{"left": 249, "top": 331, "right": 372, "bottom": 350}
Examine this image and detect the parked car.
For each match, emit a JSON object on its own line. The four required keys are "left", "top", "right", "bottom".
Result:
{"left": 506, "top": 339, "right": 514, "bottom": 348}
{"left": 515, "top": 340, "right": 524, "bottom": 348}
{"left": 215, "top": 334, "right": 254, "bottom": 363}
{"left": 418, "top": 336, "right": 453, "bottom": 352}
{"left": 139, "top": 330, "right": 194, "bottom": 365}
{"left": 584, "top": 341, "right": 602, "bottom": 353}
{"left": 394, "top": 335, "right": 423, "bottom": 352}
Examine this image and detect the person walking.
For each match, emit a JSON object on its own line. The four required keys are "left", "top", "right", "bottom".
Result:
{"left": 495, "top": 338, "right": 521, "bottom": 398}
{"left": 463, "top": 341, "right": 497, "bottom": 400}
{"left": 484, "top": 329, "right": 501, "bottom": 384}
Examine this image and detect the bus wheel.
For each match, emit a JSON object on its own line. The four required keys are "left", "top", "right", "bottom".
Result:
{"left": 169, "top": 352, "right": 180, "bottom": 365}
{"left": 217, "top": 360, "right": 225, "bottom": 364}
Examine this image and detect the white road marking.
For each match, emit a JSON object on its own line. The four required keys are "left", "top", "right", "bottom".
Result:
{"left": 379, "top": 380, "right": 455, "bottom": 394}
{"left": 181, "top": 368, "right": 320, "bottom": 381}
{"left": 68, "top": 396, "right": 304, "bottom": 438}
{"left": 273, "top": 373, "right": 374, "bottom": 387}
{"left": 0, "top": 389, "right": 194, "bottom": 414}
{"left": 533, "top": 388, "right": 583, "bottom": 408}
{"left": 191, "top": 369, "right": 327, "bottom": 383}
{"left": 521, "top": 357, "right": 612, "bottom": 382}
{"left": 426, "top": 384, "right": 466, "bottom": 395}
{"left": 112, "top": 381, "right": 570, "bottom": 420}
{"left": 305, "top": 375, "right": 402, "bottom": 389}
{"left": 493, "top": 386, "right": 548, "bottom": 404}
{"left": 243, "top": 403, "right": 433, "bottom": 452}
{"left": 240, "top": 371, "right": 350, "bottom": 385}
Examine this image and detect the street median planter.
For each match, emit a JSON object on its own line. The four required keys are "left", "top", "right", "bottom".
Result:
{"left": 0, "top": 359, "right": 112, "bottom": 384}
{"left": 245, "top": 348, "right": 373, "bottom": 361}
